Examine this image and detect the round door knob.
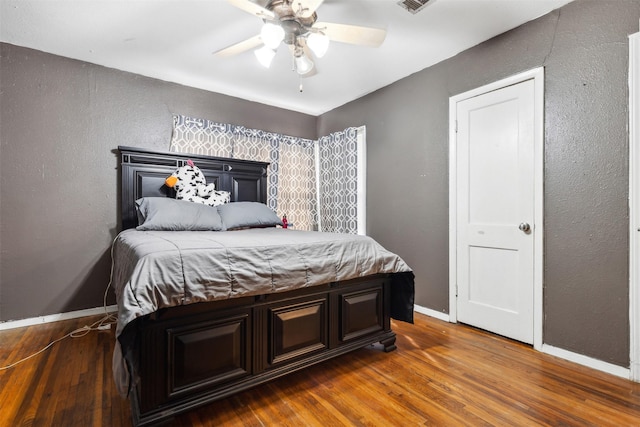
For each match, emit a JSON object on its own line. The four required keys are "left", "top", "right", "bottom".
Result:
{"left": 519, "top": 222, "right": 531, "bottom": 233}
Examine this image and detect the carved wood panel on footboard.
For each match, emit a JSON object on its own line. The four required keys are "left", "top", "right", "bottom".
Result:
{"left": 129, "top": 275, "right": 396, "bottom": 426}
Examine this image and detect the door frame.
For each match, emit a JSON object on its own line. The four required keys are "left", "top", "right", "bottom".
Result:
{"left": 448, "top": 67, "right": 545, "bottom": 350}
{"left": 629, "top": 31, "right": 640, "bottom": 382}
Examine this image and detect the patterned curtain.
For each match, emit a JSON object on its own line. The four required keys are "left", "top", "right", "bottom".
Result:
{"left": 316, "top": 127, "right": 364, "bottom": 234}
{"left": 278, "top": 136, "right": 318, "bottom": 231}
{"left": 171, "top": 115, "right": 234, "bottom": 156}
{"left": 230, "top": 126, "right": 277, "bottom": 210}
{"left": 170, "top": 115, "right": 363, "bottom": 233}
{"left": 170, "top": 115, "right": 317, "bottom": 230}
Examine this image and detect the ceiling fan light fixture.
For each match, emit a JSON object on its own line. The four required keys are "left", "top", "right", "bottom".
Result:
{"left": 260, "top": 22, "right": 285, "bottom": 49}
{"left": 255, "top": 45, "right": 276, "bottom": 68}
{"left": 295, "top": 53, "right": 314, "bottom": 75}
{"left": 221, "top": 0, "right": 388, "bottom": 89}
{"left": 307, "top": 32, "right": 329, "bottom": 58}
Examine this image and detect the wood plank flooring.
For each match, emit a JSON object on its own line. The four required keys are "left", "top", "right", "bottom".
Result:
{"left": 1, "top": 313, "right": 639, "bottom": 426}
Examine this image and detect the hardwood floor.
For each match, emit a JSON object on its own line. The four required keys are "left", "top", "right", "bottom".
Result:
{"left": 1, "top": 312, "right": 639, "bottom": 426}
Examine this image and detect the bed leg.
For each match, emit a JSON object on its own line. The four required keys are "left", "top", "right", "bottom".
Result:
{"left": 380, "top": 335, "right": 397, "bottom": 352}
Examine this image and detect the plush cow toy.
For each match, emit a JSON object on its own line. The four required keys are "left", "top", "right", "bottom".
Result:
{"left": 165, "top": 159, "right": 230, "bottom": 206}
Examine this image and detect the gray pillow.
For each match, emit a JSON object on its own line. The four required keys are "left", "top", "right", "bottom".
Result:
{"left": 217, "top": 202, "right": 283, "bottom": 230}
{"left": 135, "top": 197, "right": 223, "bottom": 231}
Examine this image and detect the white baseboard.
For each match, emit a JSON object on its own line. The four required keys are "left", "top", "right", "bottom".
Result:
{"left": 632, "top": 361, "right": 640, "bottom": 382}
{"left": 0, "top": 305, "right": 118, "bottom": 331}
{"left": 414, "top": 304, "right": 450, "bottom": 322}
{"left": 541, "top": 343, "right": 631, "bottom": 380}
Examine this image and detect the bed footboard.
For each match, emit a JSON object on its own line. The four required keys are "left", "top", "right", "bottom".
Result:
{"left": 127, "top": 274, "right": 396, "bottom": 426}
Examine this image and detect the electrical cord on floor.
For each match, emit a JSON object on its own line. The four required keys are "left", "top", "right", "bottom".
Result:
{"left": 0, "top": 235, "right": 121, "bottom": 371}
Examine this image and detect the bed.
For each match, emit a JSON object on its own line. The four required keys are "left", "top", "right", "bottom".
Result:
{"left": 113, "top": 146, "right": 415, "bottom": 426}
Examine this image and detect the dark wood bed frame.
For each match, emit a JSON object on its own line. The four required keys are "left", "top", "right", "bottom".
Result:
{"left": 118, "top": 146, "right": 409, "bottom": 426}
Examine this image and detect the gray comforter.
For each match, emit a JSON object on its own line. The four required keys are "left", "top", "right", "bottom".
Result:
{"left": 113, "top": 227, "right": 412, "bottom": 337}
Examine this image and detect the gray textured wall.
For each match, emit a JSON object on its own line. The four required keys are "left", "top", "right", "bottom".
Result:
{"left": 1, "top": 0, "right": 636, "bottom": 368}
{"left": 318, "top": 0, "right": 638, "bottom": 367}
{"left": 0, "top": 44, "right": 316, "bottom": 321}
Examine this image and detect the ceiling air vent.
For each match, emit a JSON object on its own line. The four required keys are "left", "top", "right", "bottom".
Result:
{"left": 397, "top": 0, "right": 433, "bottom": 14}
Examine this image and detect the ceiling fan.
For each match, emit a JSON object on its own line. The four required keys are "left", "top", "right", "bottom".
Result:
{"left": 215, "top": 0, "right": 387, "bottom": 78}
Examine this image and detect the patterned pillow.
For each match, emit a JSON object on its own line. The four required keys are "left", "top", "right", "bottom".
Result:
{"left": 165, "top": 160, "right": 230, "bottom": 207}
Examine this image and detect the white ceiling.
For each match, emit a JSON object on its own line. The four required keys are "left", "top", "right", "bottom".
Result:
{"left": 1, "top": 0, "right": 573, "bottom": 115}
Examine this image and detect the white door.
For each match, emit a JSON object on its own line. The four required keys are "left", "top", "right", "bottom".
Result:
{"left": 454, "top": 79, "right": 536, "bottom": 344}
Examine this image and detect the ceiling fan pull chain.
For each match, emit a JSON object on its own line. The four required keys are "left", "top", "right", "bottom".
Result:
{"left": 299, "top": 75, "right": 304, "bottom": 93}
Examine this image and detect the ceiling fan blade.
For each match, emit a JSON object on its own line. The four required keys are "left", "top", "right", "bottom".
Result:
{"left": 226, "top": 0, "right": 275, "bottom": 19}
{"left": 313, "top": 22, "right": 387, "bottom": 47}
{"left": 214, "top": 35, "right": 263, "bottom": 57}
{"left": 295, "top": 0, "right": 325, "bottom": 18}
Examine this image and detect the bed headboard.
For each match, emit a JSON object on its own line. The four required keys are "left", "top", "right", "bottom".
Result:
{"left": 118, "top": 146, "right": 269, "bottom": 230}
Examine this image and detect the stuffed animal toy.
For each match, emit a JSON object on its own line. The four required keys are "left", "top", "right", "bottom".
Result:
{"left": 165, "top": 159, "right": 230, "bottom": 206}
